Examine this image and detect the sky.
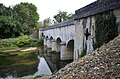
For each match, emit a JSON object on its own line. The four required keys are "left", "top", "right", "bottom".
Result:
{"left": 0, "top": 0, "right": 96, "bottom": 21}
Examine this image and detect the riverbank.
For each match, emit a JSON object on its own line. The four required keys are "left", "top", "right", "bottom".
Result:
{"left": 0, "top": 35, "right": 43, "bottom": 51}
{"left": 48, "top": 35, "right": 120, "bottom": 79}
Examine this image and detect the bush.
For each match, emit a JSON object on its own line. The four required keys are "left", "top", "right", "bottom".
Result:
{"left": 16, "top": 35, "right": 43, "bottom": 47}
{"left": 0, "top": 35, "right": 43, "bottom": 49}
{"left": 29, "top": 38, "right": 43, "bottom": 47}
{"left": 95, "top": 11, "right": 118, "bottom": 49}
{"left": 0, "top": 38, "right": 18, "bottom": 49}
{"left": 79, "top": 43, "right": 87, "bottom": 58}
{"left": 16, "top": 35, "right": 30, "bottom": 47}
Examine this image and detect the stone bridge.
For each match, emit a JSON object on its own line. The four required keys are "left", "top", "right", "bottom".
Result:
{"left": 39, "top": 19, "right": 75, "bottom": 60}
{"left": 38, "top": 0, "right": 120, "bottom": 61}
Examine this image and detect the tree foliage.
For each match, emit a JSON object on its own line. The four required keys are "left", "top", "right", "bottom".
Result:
{"left": 0, "top": 3, "right": 39, "bottom": 39}
{"left": 53, "top": 10, "right": 74, "bottom": 23}
{"left": 13, "top": 2, "right": 39, "bottom": 34}
{"left": 94, "top": 11, "right": 118, "bottom": 49}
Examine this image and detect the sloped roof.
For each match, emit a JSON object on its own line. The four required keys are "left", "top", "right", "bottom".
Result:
{"left": 75, "top": 0, "right": 120, "bottom": 20}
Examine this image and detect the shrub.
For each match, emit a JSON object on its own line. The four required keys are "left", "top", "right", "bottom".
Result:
{"left": 95, "top": 11, "right": 118, "bottom": 49}
{"left": 79, "top": 43, "right": 87, "bottom": 58}
{"left": 16, "top": 35, "right": 30, "bottom": 47}
{"left": 0, "top": 38, "right": 18, "bottom": 49}
{"left": 29, "top": 38, "right": 43, "bottom": 47}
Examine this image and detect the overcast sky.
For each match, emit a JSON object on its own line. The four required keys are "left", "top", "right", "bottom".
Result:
{"left": 0, "top": 0, "right": 96, "bottom": 21}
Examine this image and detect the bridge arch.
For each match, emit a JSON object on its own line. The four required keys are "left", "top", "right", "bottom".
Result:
{"left": 45, "top": 36, "right": 48, "bottom": 39}
{"left": 56, "top": 37, "right": 62, "bottom": 52}
{"left": 66, "top": 39, "right": 74, "bottom": 60}
{"left": 41, "top": 32, "right": 44, "bottom": 37}
{"left": 50, "top": 36, "right": 53, "bottom": 40}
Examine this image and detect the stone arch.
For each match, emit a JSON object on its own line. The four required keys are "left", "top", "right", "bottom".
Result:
{"left": 46, "top": 36, "right": 48, "bottom": 39}
{"left": 47, "top": 36, "right": 54, "bottom": 49}
{"left": 56, "top": 37, "right": 62, "bottom": 52}
{"left": 41, "top": 33, "right": 45, "bottom": 40}
{"left": 41, "top": 32, "right": 44, "bottom": 37}
{"left": 50, "top": 36, "right": 53, "bottom": 40}
{"left": 66, "top": 39, "right": 74, "bottom": 60}
{"left": 43, "top": 35, "right": 45, "bottom": 38}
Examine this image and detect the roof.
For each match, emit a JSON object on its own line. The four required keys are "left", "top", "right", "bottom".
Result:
{"left": 40, "top": 19, "right": 74, "bottom": 31}
{"left": 75, "top": 0, "right": 120, "bottom": 20}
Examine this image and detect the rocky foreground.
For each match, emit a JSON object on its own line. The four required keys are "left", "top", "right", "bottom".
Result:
{"left": 49, "top": 35, "right": 120, "bottom": 79}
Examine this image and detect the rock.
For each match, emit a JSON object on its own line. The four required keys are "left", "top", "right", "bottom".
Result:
{"left": 50, "top": 35, "right": 120, "bottom": 79}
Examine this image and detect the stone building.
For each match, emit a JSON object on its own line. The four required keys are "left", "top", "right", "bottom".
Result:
{"left": 74, "top": 0, "right": 120, "bottom": 59}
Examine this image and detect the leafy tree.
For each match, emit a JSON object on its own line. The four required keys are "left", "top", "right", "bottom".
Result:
{"left": 39, "top": 18, "right": 52, "bottom": 28}
{"left": 0, "top": 3, "right": 39, "bottom": 39}
{"left": 43, "top": 18, "right": 51, "bottom": 27}
{"left": 0, "top": 4, "right": 18, "bottom": 38}
{"left": 53, "top": 10, "right": 74, "bottom": 23}
{"left": 13, "top": 2, "right": 39, "bottom": 34}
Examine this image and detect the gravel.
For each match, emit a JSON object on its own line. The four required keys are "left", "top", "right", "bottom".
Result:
{"left": 49, "top": 35, "right": 120, "bottom": 79}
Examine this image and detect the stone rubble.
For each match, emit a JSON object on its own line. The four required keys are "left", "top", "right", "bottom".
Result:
{"left": 49, "top": 35, "right": 120, "bottom": 79}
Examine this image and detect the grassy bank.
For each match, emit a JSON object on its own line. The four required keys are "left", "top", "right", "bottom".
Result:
{"left": 0, "top": 38, "right": 18, "bottom": 50}
{"left": 0, "top": 35, "right": 44, "bottom": 78}
{"left": 0, "top": 35, "right": 43, "bottom": 50}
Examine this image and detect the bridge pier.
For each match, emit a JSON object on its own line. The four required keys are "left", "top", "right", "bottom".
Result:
{"left": 51, "top": 52, "right": 59, "bottom": 63}
{"left": 47, "top": 38, "right": 52, "bottom": 49}
{"left": 60, "top": 41, "right": 67, "bottom": 60}
{"left": 43, "top": 37, "right": 52, "bottom": 57}
{"left": 44, "top": 37, "right": 47, "bottom": 46}
{"left": 43, "top": 37, "right": 47, "bottom": 53}
{"left": 51, "top": 39, "right": 57, "bottom": 52}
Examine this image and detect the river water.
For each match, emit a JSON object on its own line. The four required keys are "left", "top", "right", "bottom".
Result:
{"left": 0, "top": 47, "right": 72, "bottom": 78}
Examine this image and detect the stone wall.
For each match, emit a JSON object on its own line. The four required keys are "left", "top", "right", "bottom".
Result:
{"left": 74, "top": 16, "right": 95, "bottom": 59}
{"left": 75, "top": 0, "right": 120, "bottom": 20}
{"left": 42, "top": 21, "right": 75, "bottom": 60}
{"left": 50, "top": 34, "right": 120, "bottom": 79}
{"left": 30, "top": 30, "right": 39, "bottom": 39}
{"left": 74, "top": 0, "right": 120, "bottom": 60}
{"left": 114, "top": 9, "right": 120, "bottom": 34}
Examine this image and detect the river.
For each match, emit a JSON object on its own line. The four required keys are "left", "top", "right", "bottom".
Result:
{"left": 0, "top": 47, "right": 72, "bottom": 78}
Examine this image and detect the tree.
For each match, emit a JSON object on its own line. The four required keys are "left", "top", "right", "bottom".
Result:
{"left": 39, "top": 18, "right": 52, "bottom": 28}
{"left": 0, "top": 3, "right": 39, "bottom": 39}
{"left": 53, "top": 10, "right": 74, "bottom": 23}
{"left": 0, "top": 4, "right": 17, "bottom": 38}
{"left": 13, "top": 2, "right": 39, "bottom": 34}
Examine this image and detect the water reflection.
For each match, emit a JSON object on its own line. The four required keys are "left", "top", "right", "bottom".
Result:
{"left": 0, "top": 49, "right": 38, "bottom": 78}
{"left": 35, "top": 56, "right": 52, "bottom": 76}
{"left": 0, "top": 47, "right": 73, "bottom": 78}
{"left": 37, "top": 47, "right": 73, "bottom": 75}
